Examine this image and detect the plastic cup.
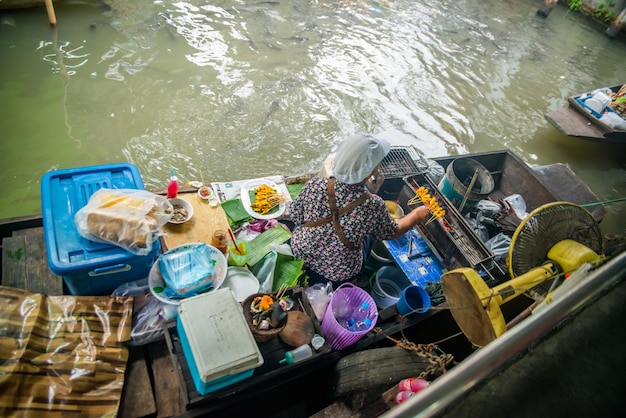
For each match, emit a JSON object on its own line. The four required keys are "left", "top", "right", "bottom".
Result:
{"left": 396, "top": 285, "right": 430, "bottom": 316}
{"left": 228, "top": 240, "right": 248, "bottom": 266}
{"left": 311, "top": 334, "right": 325, "bottom": 351}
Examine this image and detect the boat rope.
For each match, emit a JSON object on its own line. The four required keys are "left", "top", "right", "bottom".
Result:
{"left": 580, "top": 197, "right": 626, "bottom": 207}
{"left": 372, "top": 328, "right": 456, "bottom": 380}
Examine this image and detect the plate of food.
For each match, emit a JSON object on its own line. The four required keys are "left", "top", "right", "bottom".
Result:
{"left": 148, "top": 242, "right": 227, "bottom": 305}
{"left": 240, "top": 179, "right": 287, "bottom": 220}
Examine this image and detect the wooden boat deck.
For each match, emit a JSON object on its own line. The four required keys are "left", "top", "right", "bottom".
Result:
{"left": 0, "top": 223, "right": 446, "bottom": 417}
{"left": 0, "top": 151, "right": 611, "bottom": 417}
{"left": 545, "top": 106, "right": 609, "bottom": 141}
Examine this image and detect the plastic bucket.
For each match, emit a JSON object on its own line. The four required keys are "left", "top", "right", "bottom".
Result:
{"left": 438, "top": 158, "right": 494, "bottom": 210}
{"left": 321, "top": 283, "right": 378, "bottom": 350}
{"left": 370, "top": 266, "right": 410, "bottom": 309}
{"left": 365, "top": 241, "right": 394, "bottom": 271}
{"left": 396, "top": 285, "right": 431, "bottom": 316}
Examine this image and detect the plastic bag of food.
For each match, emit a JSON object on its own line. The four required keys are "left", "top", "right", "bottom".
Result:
{"left": 74, "top": 188, "right": 172, "bottom": 255}
{"left": 158, "top": 243, "right": 216, "bottom": 298}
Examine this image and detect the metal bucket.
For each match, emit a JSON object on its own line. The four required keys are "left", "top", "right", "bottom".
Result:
{"left": 438, "top": 158, "right": 494, "bottom": 210}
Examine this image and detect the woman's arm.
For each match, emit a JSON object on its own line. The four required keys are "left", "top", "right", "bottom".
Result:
{"left": 390, "top": 206, "right": 430, "bottom": 239}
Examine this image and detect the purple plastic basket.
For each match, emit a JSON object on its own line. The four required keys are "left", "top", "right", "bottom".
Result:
{"left": 321, "top": 283, "right": 378, "bottom": 350}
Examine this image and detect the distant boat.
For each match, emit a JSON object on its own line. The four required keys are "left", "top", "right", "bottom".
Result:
{"left": 545, "top": 84, "right": 626, "bottom": 144}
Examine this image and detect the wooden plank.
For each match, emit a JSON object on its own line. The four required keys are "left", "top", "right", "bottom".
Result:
{"left": 118, "top": 346, "right": 157, "bottom": 418}
{"left": 2, "top": 235, "right": 25, "bottom": 289}
{"left": 149, "top": 340, "right": 186, "bottom": 417}
{"left": 545, "top": 107, "right": 607, "bottom": 141}
{"left": 2, "top": 229, "right": 63, "bottom": 295}
{"left": 160, "top": 192, "right": 230, "bottom": 251}
{"left": 533, "top": 163, "right": 605, "bottom": 222}
{"left": 25, "top": 228, "right": 63, "bottom": 295}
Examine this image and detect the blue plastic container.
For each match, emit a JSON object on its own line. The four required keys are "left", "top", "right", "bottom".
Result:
{"left": 396, "top": 285, "right": 431, "bottom": 316}
{"left": 41, "top": 163, "right": 160, "bottom": 295}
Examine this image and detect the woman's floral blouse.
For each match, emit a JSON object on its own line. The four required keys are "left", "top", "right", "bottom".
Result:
{"left": 290, "top": 177, "right": 398, "bottom": 281}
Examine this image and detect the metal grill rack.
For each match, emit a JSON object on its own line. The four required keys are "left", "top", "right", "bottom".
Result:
{"left": 371, "top": 146, "right": 428, "bottom": 200}
{"left": 399, "top": 173, "right": 506, "bottom": 283}
{"left": 378, "top": 146, "right": 427, "bottom": 179}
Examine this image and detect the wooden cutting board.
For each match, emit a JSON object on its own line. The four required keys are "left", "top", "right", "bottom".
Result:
{"left": 161, "top": 192, "right": 230, "bottom": 251}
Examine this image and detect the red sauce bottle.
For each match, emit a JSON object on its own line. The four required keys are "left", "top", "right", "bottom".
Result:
{"left": 167, "top": 176, "right": 178, "bottom": 198}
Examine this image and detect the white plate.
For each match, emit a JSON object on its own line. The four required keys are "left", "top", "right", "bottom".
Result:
{"left": 222, "top": 267, "right": 260, "bottom": 302}
{"left": 240, "top": 179, "right": 286, "bottom": 220}
{"left": 148, "top": 242, "right": 228, "bottom": 305}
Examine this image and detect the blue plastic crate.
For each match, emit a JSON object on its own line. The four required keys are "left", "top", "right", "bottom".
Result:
{"left": 41, "top": 163, "right": 160, "bottom": 295}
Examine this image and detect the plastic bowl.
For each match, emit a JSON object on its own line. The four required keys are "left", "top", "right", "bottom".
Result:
{"left": 168, "top": 198, "right": 194, "bottom": 224}
{"left": 197, "top": 185, "right": 213, "bottom": 200}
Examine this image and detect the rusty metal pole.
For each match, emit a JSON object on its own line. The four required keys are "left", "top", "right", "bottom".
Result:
{"left": 536, "top": 0, "right": 559, "bottom": 18}
{"left": 606, "top": 7, "right": 626, "bottom": 38}
{"left": 44, "top": 0, "right": 57, "bottom": 27}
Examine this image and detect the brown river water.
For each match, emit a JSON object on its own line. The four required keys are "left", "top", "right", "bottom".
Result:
{"left": 0, "top": 0, "right": 625, "bottom": 235}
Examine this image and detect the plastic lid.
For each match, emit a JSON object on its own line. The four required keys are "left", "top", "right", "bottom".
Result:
{"left": 361, "top": 301, "right": 369, "bottom": 309}
{"left": 363, "top": 318, "right": 372, "bottom": 327}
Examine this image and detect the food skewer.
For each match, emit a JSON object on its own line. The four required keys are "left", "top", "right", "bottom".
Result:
{"left": 250, "top": 184, "right": 287, "bottom": 215}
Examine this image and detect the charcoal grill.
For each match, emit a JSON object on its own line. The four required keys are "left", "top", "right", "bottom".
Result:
{"left": 379, "top": 146, "right": 426, "bottom": 178}
{"left": 398, "top": 173, "right": 506, "bottom": 283}
{"left": 368, "top": 146, "right": 429, "bottom": 200}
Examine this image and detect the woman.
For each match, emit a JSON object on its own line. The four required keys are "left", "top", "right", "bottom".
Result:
{"left": 289, "top": 133, "right": 430, "bottom": 286}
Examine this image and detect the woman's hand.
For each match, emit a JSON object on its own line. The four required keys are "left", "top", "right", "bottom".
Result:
{"left": 392, "top": 205, "right": 430, "bottom": 238}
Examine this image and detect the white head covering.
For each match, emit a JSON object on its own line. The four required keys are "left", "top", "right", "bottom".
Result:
{"left": 331, "top": 133, "right": 391, "bottom": 184}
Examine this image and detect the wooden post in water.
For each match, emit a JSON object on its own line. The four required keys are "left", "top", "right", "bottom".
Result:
{"left": 44, "top": 0, "right": 57, "bottom": 27}
{"left": 606, "top": 7, "right": 626, "bottom": 38}
{"left": 536, "top": 0, "right": 558, "bottom": 18}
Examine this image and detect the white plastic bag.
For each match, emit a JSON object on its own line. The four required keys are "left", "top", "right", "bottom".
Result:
{"left": 600, "top": 112, "right": 626, "bottom": 130}
{"left": 112, "top": 279, "right": 176, "bottom": 346}
{"left": 74, "top": 188, "right": 172, "bottom": 255}
{"left": 503, "top": 194, "right": 528, "bottom": 220}
{"left": 477, "top": 199, "right": 503, "bottom": 218}
{"left": 486, "top": 233, "right": 511, "bottom": 260}
{"left": 304, "top": 282, "right": 333, "bottom": 322}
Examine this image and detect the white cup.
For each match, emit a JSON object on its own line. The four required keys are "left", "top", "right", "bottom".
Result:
{"left": 311, "top": 334, "right": 325, "bottom": 350}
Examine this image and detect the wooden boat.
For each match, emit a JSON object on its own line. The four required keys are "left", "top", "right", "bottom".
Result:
{"left": 1, "top": 149, "right": 624, "bottom": 417}
{"left": 544, "top": 84, "right": 626, "bottom": 144}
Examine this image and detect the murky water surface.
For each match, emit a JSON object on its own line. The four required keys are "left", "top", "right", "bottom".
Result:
{"left": 1, "top": 0, "right": 625, "bottom": 233}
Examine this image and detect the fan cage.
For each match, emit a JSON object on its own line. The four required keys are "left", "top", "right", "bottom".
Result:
{"left": 510, "top": 203, "right": 603, "bottom": 279}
